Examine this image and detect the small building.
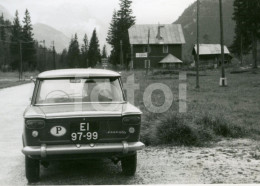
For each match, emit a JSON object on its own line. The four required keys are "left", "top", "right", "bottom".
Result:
{"left": 128, "top": 24, "right": 185, "bottom": 69}
{"left": 192, "top": 44, "right": 232, "bottom": 67}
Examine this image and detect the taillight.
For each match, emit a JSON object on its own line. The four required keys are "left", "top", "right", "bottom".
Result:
{"left": 122, "top": 116, "right": 141, "bottom": 125}
{"left": 25, "top": 119, "right": 45, "bottom": 129}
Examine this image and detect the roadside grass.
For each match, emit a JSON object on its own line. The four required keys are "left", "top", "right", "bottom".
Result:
{"left": 0, "top": 71, "right": 38, "bottom": 89}
{"left": 0, "top": 81, "right": 31, "bottom": 89}
{"left": 121, "top": 68, "right": 260, "bottom": 146}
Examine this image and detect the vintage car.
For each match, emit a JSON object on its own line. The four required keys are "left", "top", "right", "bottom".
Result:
{"left": 22, "top": 69, "right": 144, "bottom": 182}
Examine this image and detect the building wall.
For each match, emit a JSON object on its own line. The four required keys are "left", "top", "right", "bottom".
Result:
{"left": 132, "top": 44, "right": 182, "bottom": 69}
{"left": 193, "top": 54, "right": 232, "bottom": 66}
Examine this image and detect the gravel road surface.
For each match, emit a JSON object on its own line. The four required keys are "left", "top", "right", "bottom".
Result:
{"left": 0, "top": 84, "right": 260, "bottom": 185}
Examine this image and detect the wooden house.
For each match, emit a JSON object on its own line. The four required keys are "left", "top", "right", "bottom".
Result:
{"left": 192, "top": 44, "right": 232, "bottom": 67}
{"left": 128, "top": 24, "right": 186, "bottom": 69}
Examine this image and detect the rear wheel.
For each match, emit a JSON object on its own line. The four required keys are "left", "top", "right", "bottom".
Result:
{"left": 121, "top": 153, "right": 137, "bottom": 176}
{"left": 25, "top": 156, "right": 40, "bottom": 183}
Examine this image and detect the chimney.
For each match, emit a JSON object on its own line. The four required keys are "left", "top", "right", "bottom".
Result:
{"left": 156, "top": 24, "right": 164, "bottom": 40}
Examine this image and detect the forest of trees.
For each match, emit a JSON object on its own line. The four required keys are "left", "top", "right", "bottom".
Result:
{"left": 61, "top": 29, "right": 104, "bottom": 69}
{"left": 0, "top": 9, "right": 106, "bottom": 72}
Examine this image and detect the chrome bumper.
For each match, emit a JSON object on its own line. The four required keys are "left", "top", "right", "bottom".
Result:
{"left": 22, "top": 141, "right": 145, "bottom": 158}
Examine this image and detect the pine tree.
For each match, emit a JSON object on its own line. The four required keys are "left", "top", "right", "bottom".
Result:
{"left": 232, "top": 0, "right": 260, "bottom": 68}
{"left": 59, "top": 49, "right": 68, "bottom": 68}
{"left": 88, "top": 29, "right": 101, "bottom": 67}
{"left": 107, "top": 10, "right": 120, "bottom": 66}
{"left": 80, "top": 33, "right": 89, "bottom": 67}
{"left": 0, "top": 13, "right": 6, "bottom": 69}
{"left": 0, "top": 13, "right": 6, "bottom": 41}
{"left": 107, "top": 10, "right": 118, "bottom": 47}
{"left": 22, "top": 9, "right": 36, "bottom": 70}
{"left": 106, "top": 0, "right": 135, "bottom": 68}
{"left": 101, "top": 45, "right": 107, "bottom": 58}
{"left": 67, "top": 33, "right": 80, "bottom": 68}
{"left": 10, "top": 10, "right": 22, "bottom": 70}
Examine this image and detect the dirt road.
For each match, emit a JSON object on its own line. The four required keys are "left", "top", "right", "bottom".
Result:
{"left": 0, "top": 84, "right": 259, "bottom": 185}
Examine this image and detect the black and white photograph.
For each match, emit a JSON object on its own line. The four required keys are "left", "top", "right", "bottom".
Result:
{"left": 0, "top": 0, "right": 259, "bottom": 184}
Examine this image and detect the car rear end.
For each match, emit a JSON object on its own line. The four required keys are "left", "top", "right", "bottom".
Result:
{"left": 23, "top": 114, "right": 143, "bottom": 159}
{"left": 22, "top": 69, "right": 144, "bottom": 182}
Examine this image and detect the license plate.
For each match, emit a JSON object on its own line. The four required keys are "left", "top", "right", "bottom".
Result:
{"left": 70, "top": 122, "right": 99, "bottom": 141}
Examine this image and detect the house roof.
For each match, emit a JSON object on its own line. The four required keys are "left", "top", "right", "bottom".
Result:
{"left": 38, "top": 69, "right": 120, "bottom": 79}
{"left": 159, "top": 54, "right": 183, "bottom": 64}
{"left": 194, "top": 44, "right": 230, "bottom": 55}
{"left": 128, "top": 24, "right": 186, "bottom": 45}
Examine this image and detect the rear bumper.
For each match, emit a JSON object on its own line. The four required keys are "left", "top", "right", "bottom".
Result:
{"left": 22, "top": 141, "right": 145, "bottom": 158}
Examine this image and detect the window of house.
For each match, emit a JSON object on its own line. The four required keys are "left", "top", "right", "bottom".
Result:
{"left": 144, "top": 60, "right": 150, "bottom": 69}
{"left": 143, "top": 46, "right": 151, "bottom": 53}
{"left": 163, "top": 45, "right": 168, "bottom": 53}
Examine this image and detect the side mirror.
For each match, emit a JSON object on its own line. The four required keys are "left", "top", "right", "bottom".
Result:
{"left": 30, "top": 76, "right": 36, "bottom": 84}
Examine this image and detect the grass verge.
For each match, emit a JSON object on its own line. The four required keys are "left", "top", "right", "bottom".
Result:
{"left": 121, "top": 68, "right": 260, "bottom": 146}
{"left": 0, "top": 80, "right": 30, "bottom": 89}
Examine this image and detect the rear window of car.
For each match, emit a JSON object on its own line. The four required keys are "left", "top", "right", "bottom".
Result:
{"left": 35, "top": 77, "right": 124, "bottom": 104}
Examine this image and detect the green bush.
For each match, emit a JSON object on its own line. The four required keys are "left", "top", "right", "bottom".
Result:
{"left": 140, "top": 112, "right": 245, "bottom": 147}
{"left": 195, "top": 112, "right": 245, "bottom": 138}
{"left": 156, "top": 114, "right": 198, "bottom": 146}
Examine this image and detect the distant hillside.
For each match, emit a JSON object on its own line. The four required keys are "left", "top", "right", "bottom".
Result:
{"left": 33, "top": 23, "right": 70, "bottom": 53}
{"left": 0, "top": 4, "right": 69, "bottom": 53}
{"left": 174, "top": 0, "right": 235, "bottom": 62}
{"left": 0, "top": 4, "right": 13, "bottom": 21}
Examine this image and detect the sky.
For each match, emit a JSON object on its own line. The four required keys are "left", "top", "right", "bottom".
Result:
{"left": 0, "top": 0, "right": 196, "bottom": 49}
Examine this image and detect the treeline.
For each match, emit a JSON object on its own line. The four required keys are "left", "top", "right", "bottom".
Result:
{"left": 0, "top": 9, "right": 108, "bottom": 72}
{"left": 59, "top": 29, "right": 107, "bottom": 69}
{"left": 0, "top": 9, "right": 61, "bottom": 72}
{"left": 0, "top": 9, "right": 38, "bottom": 71}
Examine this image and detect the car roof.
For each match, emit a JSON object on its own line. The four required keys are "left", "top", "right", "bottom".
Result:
{"left": 37, "top": 68, "right": 121, "bottom": 79}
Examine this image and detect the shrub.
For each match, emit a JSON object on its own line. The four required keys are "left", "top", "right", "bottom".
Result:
{"left": 195, "top": 112, "right": 245, "bottom": 138}
{"left": 140, "top": 111, "right": 245, "bottom": 147}
{"left": 155, "top": 113, "right": 199, "bottom": 146}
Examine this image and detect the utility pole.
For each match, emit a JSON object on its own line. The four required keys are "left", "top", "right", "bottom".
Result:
{"left": 196, "top": 0, "right": 200, "bottom": 89}
{"left": 120, "top": 40, "right": 124, "bottom": 69}
{"left": 52, "top": 41, "right": 56, "bottom": 69}
{"left": 19, "top": 41, "right": 23, "bottom": 81}
{"left": 39, "top": 40, "right": 46, "bottom": 70}
{"left": 219, "top": 0, "right": 227, "bottom": 86}
{"left": 43, "top": 40, "right": 46, "bottom": 68}
{"left": 240, "top": 35, "right": 243, "bottom": 64}
{"left": 146, "top": 29, "right": 150, "bottom": 75}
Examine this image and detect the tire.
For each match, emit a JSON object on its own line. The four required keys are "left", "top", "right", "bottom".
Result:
{"left": 25, "top": 156, "right": 40, "bottom": 183}
{"left": 121, "top": 153, "right": 137, "bottom": 176}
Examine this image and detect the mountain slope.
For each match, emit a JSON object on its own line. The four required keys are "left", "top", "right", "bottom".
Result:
{"left": 33, "top": 23, "right": 70, "bottom": 53}
{"left": 0, "top": 4, "right": 13, "bottom": 21}
{"left": 174, "top": 0, "right": 235, "bottom": 61}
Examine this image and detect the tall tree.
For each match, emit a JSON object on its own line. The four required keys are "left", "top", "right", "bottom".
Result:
{"left": 22, "top": 9, "right": 36, "bottom": 70}
{"left": 117, "top": 0, "right": 135, "bottom": 68}
{"left": 67, "top": 34, "right": 80, "bottom": 68}
{"left": 88, "top": 29, "right": 101, "bottom": 67}
{"left": 101, "top": 45, "right": 107, "bottom": 58}
{"left": 59, "top": 49, "right": 68, "bottom": 68}
{"left": 0, "top": 13, "right": 6, "bottom": 69}
{"left": 106, "top": 0, "right": 135, "bottom": 68}
{"left": 232, "top": 0, "right": 260, "bottom": 68}
{"left": 80, "top": 33, "right": 89, "bottom": 67}
{"left": 10, "top": 10, "right": 22, "bottom": 70}
{"left": 107, "top": 10, "right": 119, "bottom": 66}
{"left": 0, "top": 13, "right": 6, "bottom": 41}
